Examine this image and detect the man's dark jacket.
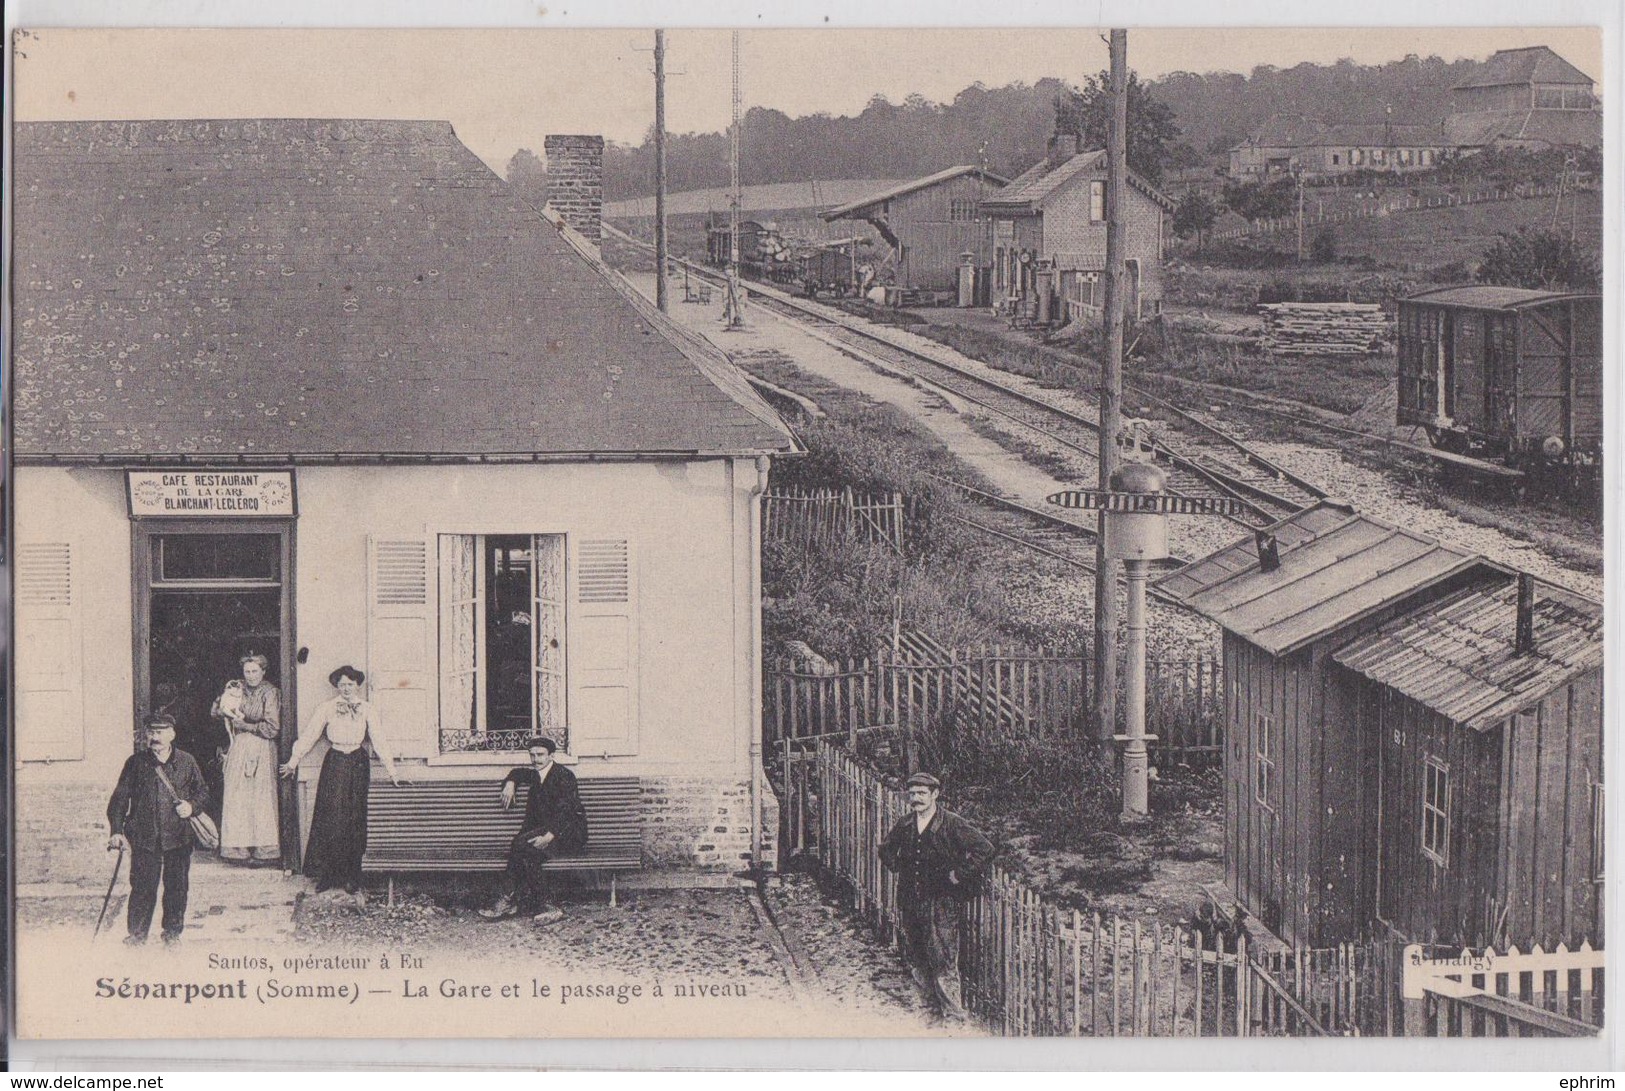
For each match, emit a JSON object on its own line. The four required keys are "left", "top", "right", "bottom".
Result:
{"left": 880, "top": 806, "right": 995, "bottom": 904}
{"left": 107, "top": 748, "right": 210, "bottom": 852}
{"left": 504, "top": 763, "right": 588, "bottom": 853}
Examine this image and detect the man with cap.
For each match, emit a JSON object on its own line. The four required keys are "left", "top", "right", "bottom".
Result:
{"left": 879, "top": 771, "right": 995, "bottom": 1023}
{"left": 479, "top": 737, "right": 587, "bottom": 926}
{"left": 106, "top": 715, "right": 210, "bottom": 945}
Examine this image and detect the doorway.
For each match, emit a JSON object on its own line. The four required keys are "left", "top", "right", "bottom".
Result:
{"left": 134, "top": 522, "right": 297, "bottom": 865}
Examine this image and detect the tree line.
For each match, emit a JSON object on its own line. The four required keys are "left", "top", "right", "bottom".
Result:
{"left": 510, "top": 53, "right": 1496, "bottom": 202}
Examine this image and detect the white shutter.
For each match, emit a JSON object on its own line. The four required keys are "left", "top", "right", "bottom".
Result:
{"left": 366, "top": 536, "right": 436, "bottom": 759}
{"left": 568, "top": 537, "right": 638, "bottom": 757}
{"left": 16, "top": 542, "right": 85, "bottom": 761}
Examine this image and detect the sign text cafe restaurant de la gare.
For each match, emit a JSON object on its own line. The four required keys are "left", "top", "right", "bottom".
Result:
{"left": 11, "top": 118, "right": 798, "bottom": 888}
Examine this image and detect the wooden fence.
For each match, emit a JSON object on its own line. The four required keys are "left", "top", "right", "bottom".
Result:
{"left": 764, "top": 486, "right": 904, "bottom": 551}
{"left": 1401, "top": 942, "right": 1605, "bottom": 1037}
{"left": 765, "top": 636, "right": 1223, "bottom": 766}
{"left": 803, "top": 741, "right": 1377, "bottom": 1036}
{"left": 1211, "top": 183, "right": 1561, "bottom": 242}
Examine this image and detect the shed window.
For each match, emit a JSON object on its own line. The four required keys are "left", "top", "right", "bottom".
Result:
{"left": 949, "top": 198, "right": 978, "bottom": 222}
{"left": 1422, "top": 756, "right": 1450, "bottom": 866}
{"left": 1089, "top": 180, "right": 1106, "bottom": 223}
{"left": 1255, "top": 713, "right": 1275, "bottom": 811}
{"left": 439, "top": 534, "right": 566, "bottom": 753}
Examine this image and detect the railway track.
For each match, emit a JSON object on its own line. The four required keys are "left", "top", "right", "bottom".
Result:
{"left": 738, "top": 283, "right": 1324, "bottom": 532}
{"left": 603, "top": 229, "right": 1326, "bottom": 531}
{"left": 923, "top": 473, "right": 1188, "bottom": 606}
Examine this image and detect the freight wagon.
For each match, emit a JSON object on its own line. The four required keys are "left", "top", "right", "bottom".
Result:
{"left": 705, "top": 219, "right": 799, "bottom": 284}
{"left": 1397, "top": 286, "right": 1601, "bottom": 487}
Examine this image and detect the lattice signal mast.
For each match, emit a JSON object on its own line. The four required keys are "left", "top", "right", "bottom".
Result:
{"left": 723, "top": 31, "right": 746, "bottom": 328}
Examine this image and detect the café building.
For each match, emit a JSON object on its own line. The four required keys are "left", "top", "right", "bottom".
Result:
{"left": 11, "top": 119, "right": 798, "bottom": 884}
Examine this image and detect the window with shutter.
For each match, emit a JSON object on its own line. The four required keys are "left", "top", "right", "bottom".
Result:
{"left": 436, "top": 533, "right": 568, "bottom": 753}
{"left": 16, "top": 542, "right": 85, "bottom": 761}
{"left": 366, "top": 536, "right": 436, "bottom": 759}
{"left": 570, "top": 538, "right": 639, "bottom": 757}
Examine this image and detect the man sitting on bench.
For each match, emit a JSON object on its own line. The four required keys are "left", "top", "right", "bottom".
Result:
{"left": 477, "top": 737, "right": 587, "bottom": 926}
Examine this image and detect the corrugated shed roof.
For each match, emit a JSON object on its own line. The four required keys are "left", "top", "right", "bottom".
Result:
{"left": 1332, "top": 579, "right": 1602, "bottom": 730}
{"left": 12, "top": 119, "right": 796, "bottom": 460}
{"left": 1443, "top": 108, "right": 1602, "bottom": 149}
{"left": 1405, "top": 285, "right": 1599, "bottom": 310}
{"left": 820, "top": 165, "right": 1008, "bottom": 220}
{"left": 1155, "top": 501, "right": 1502, "bottom": 657}
{"left": 1452, "top": 46, "right": 1595, "bottom": 90}
{"left": 1238, "top": 115, "right": 1446, "bottom": 150}
{"left": 981, "top": 148, "right": 1175, "bottom": 213}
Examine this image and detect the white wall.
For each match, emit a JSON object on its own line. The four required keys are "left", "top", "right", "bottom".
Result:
{"left": 14, "top": 458, "right": 761, "bottom": 791}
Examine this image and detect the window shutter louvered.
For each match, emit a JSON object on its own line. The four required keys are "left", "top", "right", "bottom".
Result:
{"left": 569, "top": 537, "right": 638, "bottom": 757}
{"left": 16, "top": 542, "right": 85, "bottom": 761}
{"left": 366, "top": 536, "right": 436, "bottom": 759}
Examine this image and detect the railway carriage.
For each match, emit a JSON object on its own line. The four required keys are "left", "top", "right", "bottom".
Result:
{"left": 1397, "top": 286, "right": 1601, "bottom": 487}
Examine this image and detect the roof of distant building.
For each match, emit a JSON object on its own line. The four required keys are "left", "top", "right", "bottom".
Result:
{"left": 1235, "top": 114, "right": 1447, "bottom": 151}
{"left": 821, "top": 165, "right": 1008, "bottom": 221}
{"left": 1452, "top": 46, "right": 1595, "bottom": 90}
{"left": 1156, "top": 501, "right": 1506, "bottom": 657}
{"left": 980, "top": 147, "right": 1175, "bottom": 213}
{"left": 12, "top": 119, "right": 796, "bottom": 461}
{"left": 1405, "top": 285, "right": 1600, "bottom": 310}
{"left": 1333, "top": 578, "right": 1602, "bottom": 731}
{"left": 1443, "top": 108, "right": 1602, "bottom": 149}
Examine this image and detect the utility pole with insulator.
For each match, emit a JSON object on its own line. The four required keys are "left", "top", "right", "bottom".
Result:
{"left": 723, "top": 30, "right": 745, "bottom": 329}
{"left": 654, "top": 29, "right": 669, "bottom": 313}
{"left": 1093, "top": 27, "right": 1128, "bottom": 751}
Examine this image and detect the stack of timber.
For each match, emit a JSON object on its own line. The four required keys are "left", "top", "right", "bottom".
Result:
{"left": 1260, "top": 302, "right": 1387, "bottom": 355}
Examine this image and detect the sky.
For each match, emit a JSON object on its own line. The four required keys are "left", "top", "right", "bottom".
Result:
{"left": 12, "top": 25, "right": 1607, "bottom": 173}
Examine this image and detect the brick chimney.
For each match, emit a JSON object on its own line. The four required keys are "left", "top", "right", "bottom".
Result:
{"left": 1048, "top": 132, "right": 1081, "bottom": 166}
{"left": 1515, "top": 572, "right": 1536, "bottom": 656}
{"left": 544, "top": 134, "right": 604, "bottom": 243}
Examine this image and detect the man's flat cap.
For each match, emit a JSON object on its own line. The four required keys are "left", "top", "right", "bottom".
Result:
{"left": 906, "top": 772, "right": 942, "bottom": 789}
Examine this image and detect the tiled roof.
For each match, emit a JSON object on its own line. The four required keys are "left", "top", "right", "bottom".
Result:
{"left": 820, "top": 165, "right": 1007, "bottom": 220}
{"left": 1156, "top": 501, "right": 1504, "bottom": 657}
{"left": 1405, "top": 286, "right": 1598, "bottom": 310}
{"left": 1443, "top": 108, "right": 1602, "bottom": 149}
{"left": 1238, "top": 115, "right": 1446, "bottom": 150}
{"left": 981, "top": 148, "right": 1175, "bottom": 212}
{"left": 1332, "top": 579, "right": 1602, "bottom": 730}
{"left": 1452, "top": 46, "right": 1594, "bottom": 90}
{"left": 12, "top": 120, "right": 796, "bottom": 460}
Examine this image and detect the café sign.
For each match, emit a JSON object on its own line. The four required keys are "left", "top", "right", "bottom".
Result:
{"left": 127, "top": 471, "right": 297, "bottom": 517}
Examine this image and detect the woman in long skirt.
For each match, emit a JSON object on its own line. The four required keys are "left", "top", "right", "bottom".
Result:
{"left": 279, "top": 665, "right": 402, "bottom": 895}
{"left": 213, "top": 653, "right": 281, "bottom": 864}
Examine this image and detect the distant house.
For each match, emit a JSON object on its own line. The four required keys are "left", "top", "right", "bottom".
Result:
{"left": 1160, "top": 503, "right": 1603, "bottom": 950}
{"left": 1445, "top": 46, "right": 1601, "bottom": 152}
{"left": 820, "top": 165, "right": 1008, "bottom": 296}
{"left": 980, "top": 136, "right": 1174, "bottom": 322}
{"left": 1227, "top": 114, "right": 1453, "bottom": 179}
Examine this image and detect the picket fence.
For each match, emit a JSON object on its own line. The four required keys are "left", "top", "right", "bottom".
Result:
{"left": 1211, "top": 183, "right": 1562, "bottom": 241}
{"left": 764, "top": 486, "right": 905, "bottom": 552}
{"left": 786, "top": 741, "right": 1606, "bottom": 1038}
{"left": 802, "top": 741, "right": 1370, "bottom": 1036}
{"left": 765, "top": 636, "right": 1223, "bottom": 766}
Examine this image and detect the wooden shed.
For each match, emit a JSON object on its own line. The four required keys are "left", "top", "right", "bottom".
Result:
{"left": 1158, "top": 502, "right": 1507, "bottom": 947}
{"left": 820, "top": 165, "right": 1007, "bottom": 296}
{"left": 1331, "top": 577, "right": 1603, "bottom": 948}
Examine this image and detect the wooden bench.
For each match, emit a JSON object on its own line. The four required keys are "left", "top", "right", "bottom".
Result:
{"left": 362, "top": 775, "right": 643, "bottom": 906}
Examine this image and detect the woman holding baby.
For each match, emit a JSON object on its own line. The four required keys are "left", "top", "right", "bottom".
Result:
{"left": 212, "top": 652, "right": 282, "bottom": 864}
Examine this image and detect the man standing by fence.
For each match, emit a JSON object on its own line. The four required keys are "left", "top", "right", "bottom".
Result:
{"left": 879, "top": 772, "right": 995, "bottom": 1024}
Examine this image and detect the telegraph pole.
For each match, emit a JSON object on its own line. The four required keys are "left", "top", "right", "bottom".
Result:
{"left": 723, "top": 30, "right": 745, "bottom": 328}
{"left": 1093, "top": 28, "right": 1128, "bottom": 750}
{"left": 654, "top": 29, "right": 669, "bottom": 313}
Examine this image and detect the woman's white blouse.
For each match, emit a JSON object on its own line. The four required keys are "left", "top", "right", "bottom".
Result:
{"left": 286, "top": 696, "right": 397, "bottom": 772}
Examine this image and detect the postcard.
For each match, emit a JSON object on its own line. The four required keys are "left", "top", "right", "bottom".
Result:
{"left": 7, "top": 22, "right": 1608, "bottom": 1051}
